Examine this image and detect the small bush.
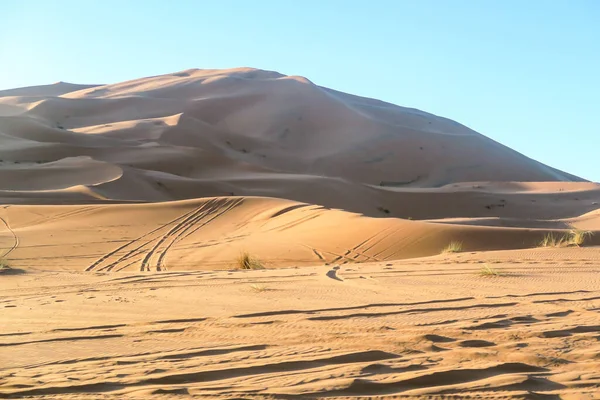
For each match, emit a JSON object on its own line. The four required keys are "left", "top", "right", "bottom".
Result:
{"left": 442, "top": 241, "right": 463, "bottom": 253}
{"left": 539, "top": 233, "right": 568, "bottom": 248}
{"left": 237, "top": 252, "right": 264, "bottom": 270}
{"left": 539, "top": 230, "right": 593, "bottom": 248}
{"left": 568, "top": 229, "right": 593, "bottom": 247}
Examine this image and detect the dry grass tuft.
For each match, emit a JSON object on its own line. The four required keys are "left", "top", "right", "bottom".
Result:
{"left": 237, "top": 252, "right": 265, "bottom": 270}
{"left": 539, "top": 233, "right": 569, "bottom": 248}
{"left": 249, "top": 283, "right": 269, "bottom": 292}
{"left": 539, "top": 229, "right": 593, "bottom": 248}
{"left": 479, "top": 264, "right": 502, "bottom": 277}
{"left": 568, "top": 229, "right": 593, "bottom": 247}
{"left": 442, "top": 241, "right": 463, "bottom": 254}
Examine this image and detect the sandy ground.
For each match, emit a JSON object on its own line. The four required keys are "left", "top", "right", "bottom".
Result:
{"left": 2, "top": 249, "right": 600, "bottom": 399}
{"left": 1, "top": 68, "right": 600, "bottom": 399}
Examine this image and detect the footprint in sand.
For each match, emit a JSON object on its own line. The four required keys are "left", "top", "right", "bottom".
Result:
{"left": 424, "top": 334, "right": 456, "bottom": 343}
{"left": 326, "top": 266, "right": 343, "bottom": 281}
{"left": 459, "top": 339, "right": 496, "bottom": 348}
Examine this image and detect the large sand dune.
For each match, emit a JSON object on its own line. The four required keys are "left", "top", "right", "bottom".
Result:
{"left": 1, "top": 68, "right": 599, "bottom": 399}
{"left": 0, "top": 68, "right": 598, "bottom": 270}
{"left": 0, "top": 68, "right": 585, "bottom": 205}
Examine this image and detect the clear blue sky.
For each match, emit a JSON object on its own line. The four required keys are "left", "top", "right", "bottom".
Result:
{"left": 1, "top": 1, "right": 598, "bottom": 181}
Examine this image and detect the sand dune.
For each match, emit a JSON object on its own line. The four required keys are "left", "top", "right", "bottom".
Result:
{"left": 0, "top": 68, "right": 585, "bottom": 202}
{"left": 1, "top": 196, "right": 599, "bottom": 273}
{"left": 1, "top": 68, "right": 599, "bottom": 399}
{"left": 0, "top": 68, "right": 597, "bottom": 223}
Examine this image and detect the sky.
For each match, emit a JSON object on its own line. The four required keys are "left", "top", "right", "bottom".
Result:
{"left": 1, "top": 0, "right": 598, "bottom": 181}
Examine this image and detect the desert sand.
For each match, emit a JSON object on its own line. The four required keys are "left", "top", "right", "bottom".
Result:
{"left": 1, "top": 68, "right": 600, "bottom": 399}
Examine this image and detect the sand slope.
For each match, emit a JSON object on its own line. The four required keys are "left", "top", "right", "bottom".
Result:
{"left": 1, "top": 197, "right": 599, "bottom": 273}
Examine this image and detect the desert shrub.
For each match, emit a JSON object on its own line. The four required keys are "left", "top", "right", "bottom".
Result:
{"left": 237, "top": 252, "right": 264, "bottom": 270}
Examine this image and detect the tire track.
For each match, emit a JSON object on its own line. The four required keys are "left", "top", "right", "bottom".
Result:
{"left": 155, "top": 198, "right": 243, "bottom": 269}
{"left": 85, "top": 205, "right": 207, "bottom": 272}
{"left": 10, "top": 206, "right": 97, "bottom": 229}
{"left": 139, "top": 202, "right": 216, "bottom": 272}
{"left": 0, "top": 213, "right": 19, "bottom": 258}
{"left": 140, "top": 198, "right": 242, "bottom": 271}
{"left": 98, "top": 198, "right": 240, "bottom": 272}
{"left": 100, "top": 240, "right": 157, "bottom": 272}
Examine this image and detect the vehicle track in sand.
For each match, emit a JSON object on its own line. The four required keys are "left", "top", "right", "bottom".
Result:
{"left": 85, "top": 198, "right": 243, "bottom": 272}
{"left": 0, "top": 211, "right": 19, "bottom": 258}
